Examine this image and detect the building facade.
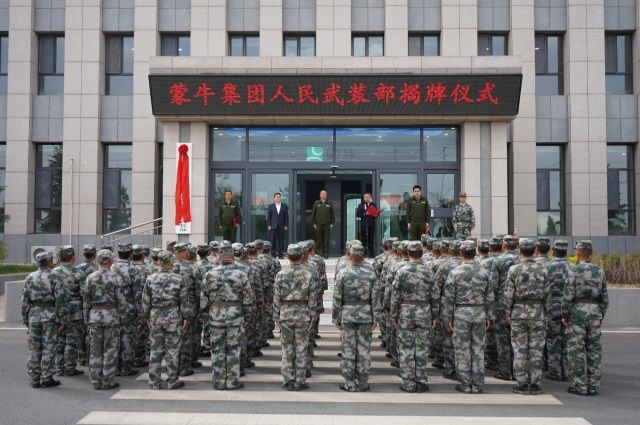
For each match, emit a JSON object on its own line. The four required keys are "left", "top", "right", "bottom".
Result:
{"left": 0, "top": 0, "right": 638, "bottom": 262}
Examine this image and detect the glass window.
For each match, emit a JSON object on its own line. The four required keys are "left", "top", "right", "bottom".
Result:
{"left": 105, "top": 34, "right": 134, "bottom": 95}
{"left": 213, "top": 172, "right": 243, "bottom": 241}
{"left": 0, "top": 34, "right": 7, "bottom": 94}
{"left": 229, "top": 34, "right": 259, "bottom": 57}
{"left": 284, "top": 34, "right": 315, "bottom": 57}
{"left": 423, "top": 127, "right": 458, "bottom": 163}
{"left": 251, "top": 173, "right": 289, "bottom": 243}
{"left": 478, "top": 33, "right": 507, "bottom": 56}
{"left": 38, "top": 35, "right": 64, "bottom": 95}
{"left": 379, "top": 173, "right": 417, "bottom": 240}
{"left": 607, "top": 145, "right": 634, "bottom": 235}
{"left": 212, "top": 127, "right": 246, "bottom": 162}
{"left": 103, "top": 144, "right": 132, "bottom": 233}
{"left": 536, "top": 145, "right": 564, "bottom": 235}
{"left": 605, "top": 33, "right": 633, "bottom": 94}
{"left": 426, "top": 173, "right": 455, "bottom": 208}
{"left": 408, "top": 34, "right": 440, "bottom": 56}
{"left": 160, "top": 34, "right": 191, "bottom": 56}
{"left": 0, "top": 143, "right": 5, "bottom": 233}
{"left": 335, "top": 128, "right": 420, "bottom": 162}
{"left": 535, "top": 34, "right": 564, "bottom": 95}
{"left": 34, "top": 144, "right": 63, "bottom": 233}
{"left": 249, "top": 128, "right": 334, "bottom": 162}
{"left": 352, "top": 34, "right": 384, "bottom": 57}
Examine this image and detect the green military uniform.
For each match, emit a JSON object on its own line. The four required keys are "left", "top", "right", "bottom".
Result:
{"left": 311, "top": 199, "right": 335, "bottom": 257}
{"left": 218, "top": 200, "right": 242, "bottom": 243}
{"left": 406, "top": 195, "right": 431, "bottom": 241}
{"left": 452, "top": 196, "right": 475, "bottom": 240}
{"left": 494, "top": 236, "right": 520, "bottom": 380}
{"left": 76, "top": 244, "right": 98, "bottom": 366}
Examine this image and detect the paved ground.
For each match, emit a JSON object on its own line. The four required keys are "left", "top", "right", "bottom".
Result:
{"left": 0, "top": 322, "right": 638, "bottom": 425}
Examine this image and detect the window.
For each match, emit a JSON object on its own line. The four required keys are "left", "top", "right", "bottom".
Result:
{"left": 423, "top": 127, "right": 458, "bottom": 163}
{"left": 605, "top": 33, "right": 633, "bottom": 95}
{"left": 249, "top": 128, "right": 333, "bottom": 162}
{"left": 408, "top": 34, "right": 439, "bottom": 56}
{"left": 212, "top": 127, "right": 247, "bottom": 162}
{"left": 536, "top": 145, "right": 564, "bottom": 235}
{"left": 160, "top": 34, "right": 190, "bottom": 57}
{"left": 352, "top": 34, "right": 384, "bottom": 57}
{"left": 478, "top": 33, "right": 507, "bottom": 56}
{"left": 105, "top": 35, "right": 134, "bottom": 95}
{"left": 535, "top": 34, "right": 564, "bottom": 95}
{"left": 284, "top": 34, "right": 315, "bottom": 57}
{"left": 0, "top": 34, "right": 7, "bottom": 94}
{"left": 229, "top": 34, "right": 259, "bottom": 57}
{"left": 607, "top": 145, "right": 635, "bottom": 235}
{"left": 38, "top": 35, "right": 64, "bottom": 95}
{"left": 35, "top": 144, "right": 62, "bottom": 234}
{"left": 336, "top": 128, "right": 420, "bottom": 162}
{"left": 0, "top": 143, "right": 5, "bottom": 233}
{"left": 103, "top": 144, "right": 132, "bottom": 233}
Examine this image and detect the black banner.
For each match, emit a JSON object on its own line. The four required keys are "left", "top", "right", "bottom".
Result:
{"left": 149, "top": 74, "right": 522, "bottom": 116}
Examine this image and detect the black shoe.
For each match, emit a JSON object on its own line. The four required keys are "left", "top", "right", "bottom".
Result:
{"left": 64, "top": 369, "right": 85, "bottom": 376}
{"left": 253, "top": 351, "right": 264, "bottom": 358}
{"left": 485, "top": 363, "right": 499, "bottom": 371}
{"left": 494, "top": 373, "right": 513, "bottom": 381}
{"left": 102, "top": 382, "right": 120, "bottom": 390}
{"left": 180, "top": 369, "right": 194, "bottom": 377}
{"left": 399, "top": 385, "right": 416, "bottom": 393}
{"left": 455, "top": 384, "right": 471, "bottom": 394}
{"left": 471, "top": 387, "right": 484, "bottom": 394}
{"left": 416, "top": 383, "right": 430, "bottom": 393}
{"left": 30, "top": 382, "right": 40, "bottom": 388}
{"left": 199, "top": 349, "right": 211, "bottom": 357}
{"left": 244, "top": 361, "right": 256, "bottom": 368}
{"left": 511, "top": 384, "right": 529, "bottom": 395}
{"left": 261, "top": 342, "right": 270, "bottom": 348}
{"left": 358, "top": 384, "right": 370, "bottom": 392}
{"left": 380, "top": 342, "right": 386, "bottom": 348}
{"left": 377, "top": 335, "right": 383, "bottom": 340}
{"left": 339, "top": 384, "right": 356, "bottom": 392}
{"left": 213, "top": 384, "right": 227, "bottom": 390}
{"left": 267, "top": 333, "right": 275, "bottom": 339}
{"left": 306, "top": 370, "right": 312, "bottom": 378}
{"left": 442, "top": 371, "right": 457, "bottom": 381}
{"left": 588, "top": 389, "right": 599, "bottom": 396}
{"left": 338, "top": 353, "right": 342, "bottom": 358}
{"left": 168, "top": 381, "right": 185, "bottom": 390}
{"left": 191, "top": 361, "right": 203, "bottom": 368}
{"left": 93, "top": 384, "right": 102, "bottom": 390}
{"left": 120, "top": 369, "right": 139, "bottom": 376}
{"left": 313, "top": 342, "right": 318, "bottom": 348}
{"left": 432, "top": 362, "right": 444, "bottom": 369}
{"left": 295, "top": 382, "right": 310, "bottom": 391}
{"left": 227, "top": 382, "right": 244, "bottom": 390}
{"left": 385, "top": 353, "right": 392, "bottom": 358}
{"left": 315, "top": 334, "right": 322, "bottom": 339}
{"left": 390, "top": 361, "right": 399, "bottom": 368}
{"left": 40, "top": 379, "right": 61, "bottom": 388}
{"left": 545, "top": 373, "right": 562, "bottom": 381}
{"left": 284, "top": 382, "right": 296, "bottom": 391}
{"left": 567, "top": 387, "right": 588, "bottom": 396}
{"left": 240, "top": 370, "right": 245, "bottom": 377}
{"left": 529, "top": 384, "right": 543, "bottom": 395}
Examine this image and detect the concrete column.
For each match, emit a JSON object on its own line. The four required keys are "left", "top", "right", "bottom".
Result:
{"left": 461, "top": 122, "right": 482, "bottom": 236}
{"left": 491, "top": 121, "right": 509, "bottom": 235}
{"left": 565, "top": 0, "right": 608, "bottom": 237}
{"left": 316, "top": 0, "right": 351, "bottom": 57}
{"left": 509, "top": 0, "right": 537, "bottom": 236}
{"left": 131, "top": 1, "right": 159, "bottom": 230}
{"left": 441, "top": 0, "right": 477, "bottom": 56}
{"left": 260, "top": 0, "right": 282, "bottom": 56}
{"left": 385, "top": 0, "right": 408, "bottom": 56}
{"left": 634, "top": 0, "right": 640, "bottom": 233}
{"left": 61, "top": 1, "right": 103, "bottom": 237}
{"left": 161, "top": 122, "right": 178, "bottom": 241}
{"left": 191, "top": 0, "right": 226, "bottom": 56}
{"left": 5, "top": 1, "right": 36, "bottom": 237}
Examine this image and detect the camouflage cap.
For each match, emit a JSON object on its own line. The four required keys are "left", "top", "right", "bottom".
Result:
{"left": 166, "top": 240, "right": 177, "bottom": 250}
{"left": 306, "top": 239, "right": 316, "bottom": 249}
{"left": 83, "top": 244, "right": 97, "bottom": 255}
{"left": 297, "top": 240, "right": 310, "bottom": 253}
{"left": 197, "top": 244, "right": 209, "bottom": 251}
{"left": 553, "top": 239, "right": 569, "bottom": 251}
{"left": 57, "top": 245, "right": 75, "bottom": 260}
{"left": 231, "top": 243, "right": 244, "bottom": 255}
{"left": 173, "top": 243, "right": 188, "bottom": 253}
{"left": 287, "top": 243, "right": 302, "bottom": 256}
{"left": 489, "top": 237, "right": 503, "bottom": 248}
{"left": 576, "top": 240, "right": 593, "bottom": 250}
{"left": 349, "top": 243, "right": 365, "bottom": 256}
{"left": 141, "top": 245, "right": 150, "bottom": 255}
{"left": 97, "top": 249, "right": 113, "bottom": 264}
{"left": 478, "top": 239, "right": 490, "bottom": 250}
{"left": 35, "top": 250, "right": 53, "bottom": 265}
{"left": 219, "top": 242, "right": 234, "bottom": 258}
{"left": 432, "top": 240, "right": 442, "bottom": 250}
{"left": 536, "top": 237, "right": 551, "bottom": 249}
{"left": 157, "top": 250, "right": 174, "bottom": 265}
{"left": 407, "top": 241, "right": 423, "bottom": 254}
{"left": 263, "top": 241, "right": 272, "bottom": 249}
{"left": 117, "top": 243, "right": 132, "bottom": 253}
{"left": 132, "top": 244, "right": 144, "bottom": 256}
{"left": 245, "top": 242, "right": 257, "bottom": 254}
{"left": 392, "top": 240, "right": 401, "bottom": 250}
{"left": 440, "top": 240, "right": 450, "bottom": 249}
{"left": 518, "top": 238, "right": 536, "bottom": 250}
{"left": 426, "top": 237, "right": 435, "bottom": 249}
{"left": 389, "top": 237, "right": 399, "bottom": 243}
{"left": 99, "top": 244, "right": 113, "bottom": 252}
{"left": 503, "top": 235, "right": 519, "bottom": 248}
{"left": 460, "top": 240, "right": 476, "bottom": 251}
{"left": 209, "top": 240, "right": 220, "bottom": 250}
{"left": 254, "top": 239, "right": 264, "bottom": 249}
{"left": 450, "top": 240, "right": 462, "bottom": 252}
{"left": 459, "top": 192, "right": 467, "bottom": 197}
{"left": 187, "top": 244, "right": 197, "bottom": 255}
{"left": 420, "top": 234, "right": 429, "bottom": 245}
{"left": 150, "top": 247, "right": 161, "bottom": 260}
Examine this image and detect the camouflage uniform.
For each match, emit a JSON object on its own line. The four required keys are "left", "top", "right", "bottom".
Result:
{"left": 494, "top": 236, "right": 520, "bottom": 379}
{"left": 131, "top": 245, "right": 151, "bottom": 367}
{"left": 452, "top": 197, "right": 475, "bottom": 240}
{"left": 478, "top": 238, "right": 501, "bottom": 370}
{"left": 172, "top": 244, "right": 199, "bottom": 375}
{"left": 307, "top": 241, "right": 327, "bottom": 344}
{"left": 332, "top": 245, "right": 379, "bottom": 392}
{"left": 298, "top": 242, "right": 323, "bottom": 375}
{"left": 188, "top": 245, "right": 205, "bottom": 368}
{"left": 443, "top": 241, "right": 494, "bottom": 393}
{"left": 262, "top": 242, "right": 281, "bottom": 338}
{"left": 234, "top": 248, "right": 263, "bottom": 364}
{"left": 142, "top": 251, "right": 189, "bottom": 389}
{"left": 22, "top": 252, "right": 63, "bottom": 387}
{"left": 76, "top": 246, "right": 99, "bottom": 366}
{"left": 382, "top": 243, "right": 407, "bottom": 364}
{"left": 503, "top": 239, "right": 549, "bottom": 394}
{"left": 563, "top": 241, "right": 609, "bottom": 395}
{"left": 390, "top": 242, "right": 439, "bottom": 392}
{"left": 201, "top": 246, "right": 254, "bottom": 390}
{"left": 52, "top": 246, "right": 86, "bottom": 375}
{"left": 84, "top": 250, "right": 128, "bottom": 390}
{"left": 273, "top": 244, "right": 318, "bottom": 390}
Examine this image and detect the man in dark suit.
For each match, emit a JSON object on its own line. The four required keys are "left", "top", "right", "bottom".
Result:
{"left": 356, "top": 192, "right": 378, "bottom": 258}
{"left": 267, "top": 192, "right": 289, "bottom": 258}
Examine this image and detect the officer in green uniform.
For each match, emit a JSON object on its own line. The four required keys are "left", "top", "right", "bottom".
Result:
{"left": 406, "top": 185, "right": 431, "bottom": 241}
{"left": 311, "top": 190, "right": 335, "bottom": 258}
{"left": 218, "top": 190, "right": 242, "bottom": 243}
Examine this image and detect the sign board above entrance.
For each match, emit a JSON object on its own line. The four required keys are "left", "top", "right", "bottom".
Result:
{"left": 149, "top": 74, "right": 522, "bottom": 116}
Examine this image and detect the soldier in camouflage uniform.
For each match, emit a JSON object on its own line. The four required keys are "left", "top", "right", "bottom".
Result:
{"left": 53, "top": 245, "right": 86, "bottom": 377}
{"left": 77, "top": 244, "right": 98, "bottom": 366}
{"left": 535, "top": 238, "right": 551, "bottom": 266}
{"left": 262, "top": 241, "right": 281, "bottom": 339}
{"left": 503, "top": 238, "right": 549, "bottom": 395}
{"left": 150, "top": 248, "right": 161, "bottom": 268}
{"left": 208, "top": 241, "right": 220, "bottom": 265}
{"left": 444, "top": 240, "right": 494, "bottom": 394}
{"left": 232, "top": 243, "right": 262, "bottom": 368}
{"left": 452, "top": 192, "right": 475, "bottom": 240}
{"left": 333, "top": 243, "right": 379, "bottom": 392}
{"left": 187, "top": 245, "right": 205, "bottom": 369}
{"left": 390, "top": 241, "right": 439, "bottom": 393}
{"left": 494, "top": 235, "right": 520, "bottom": 381}
{"left": 202, "top": 243, "right": 254, "bottom": 390}
{"left": 142, "top": 250, "right": 189, "bottom": 390}
{"left": 249, "top": 240, "right": 271, "bottom": 349}
{"left": 299, "top": 241, "right": 323, "bottom": 377}
{"left": 22, "top": 251, "right": 63, "bottom": 388}
{"left": 306, "top": 240, "right": 327, "bottom": 342}
{"left": 273, "top": 244, "right": 318, "bottom": 391}
{"left": 198, "top": 244, "right": 216, "bottom": 272}
{"left": 373, "top": 238, "right": 391, "bottom": 345}
{"left": 476, "top": 239, "right": 499, "bottom": 371}
{"left": 421, "top": 235, "right": 434, "bottom": 263}
{"left": 131, "top": 245, "right": 151, "bottom": 368}
{"left": 382, "top": 240, "right": 408, "bottom": 367}
{"left": 84, "top": 250, "right": 128, "bottom": 390}
{"left": 197, "top": 244, "right": 216, "bottom": 356}
{"left": 563, "top": 240, "right": 609, "bottom": 396}
{"left": 172, "top": 243, "right": 198, "bottom": 376}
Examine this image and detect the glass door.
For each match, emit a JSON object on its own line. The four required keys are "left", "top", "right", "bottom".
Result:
{"left": 250, "top": 172, "right": 291, "bottom": 243}
{"left": 425, "top": 171, "right": 458, "bottom": 238}
{"left": 378, "top": 172, "right": 418, "bottom": 240}
{"left": 211, "top": 171, "right": 244, "bottom": 242}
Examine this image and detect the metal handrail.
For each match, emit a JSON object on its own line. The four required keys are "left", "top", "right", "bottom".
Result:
{"left": 101, "top": 217, "right": 164, "bottom": 239}
{"left": 109, "top": 224, "right": 164, "bottom": 245}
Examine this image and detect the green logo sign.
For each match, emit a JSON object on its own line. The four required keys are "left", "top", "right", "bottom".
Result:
{"left": 306, "top": 147, "right": 324, "bottom": 162}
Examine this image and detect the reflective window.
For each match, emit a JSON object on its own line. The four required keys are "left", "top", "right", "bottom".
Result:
{"left": 336, "top": 128, "right": 420, "bottom": 162}
{"left": 105, "top": 35, "right": 134, "bottom": 95}
{"left": 161, "top": 34, "right": 191, "bottom": 56}
{"left": 249, "top": 128, "right": 333, "bottom": 162}
{"left": 607, "top": 145, "right": 634, "bottom": 235}
{"left": 0, "top": 34, "right": 7, "bottom": 94}
{"left": 352, "top": 34, "right": 384, "bottom": 56}
{"left": 426, "top": 173, "right": 455, "bottom": 208}
{"left": 284, "top": 34, "right": 315, "bottom": 57}
{"left": 536, "top": 145, "right": 564, "bottom": 235}
{"left": 423, "top": 127, "right": 458, "bottom": 163}
{"left": 605, "top": 33, "right": 633, "bottom": 94}
{"left": 38, "top": 35, "right": 64, "bottom": 95}
{"left": 378, "top": 173, "right": 417, "bottom": 240}
{"left": 103, "top": 144, "right": 132, "bottom": 233}
{"left": 35, "top": 144, "right": 63, "bottom": 233}
{"left": 478, "top": 33, "right": 507, "bottom": 56}
{"left": 408, "top": 34, "right": 439, "bottom": 56}
{"left": 212, "top": 127, "right": 246, "bottom": 161}
{"left": 229, "top": 34, "right": 259, "bottom": 57}
{"left": 213, "top": 172, "right": 243, "bottom": 241}
{"left": 535, "top": 34, "right": 564, "bottom": 95}
{"left": 252, "top": 173, "right": 289, "bottom": 243}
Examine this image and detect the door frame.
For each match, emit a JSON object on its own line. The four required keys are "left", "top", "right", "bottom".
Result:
{"left": 208, "top": 169, "right": 247, "bottom": 242}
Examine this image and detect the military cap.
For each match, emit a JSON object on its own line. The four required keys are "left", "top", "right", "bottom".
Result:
{"left": 381, "top": 237, "right": 389, "bottom": 247}
{"left": 478, "top": 239, "right": 490, "bottom": 251}
{"left": 407, "top": 241, "right": 423, "bottom": 254}
{"left": 399, "top": 241, "right": 410, "bottom": 253}
{"left": 141, "top": 245, "right": 150, "bottom": 255}
{"left": 150, "top": 247, "right": 161, "bottom": 260}
{"left": 426, "top": 237, "right": 435, "bottom": 249}
{"left": 219, "top": 242, "right": 234, "bottom": 258}
{"left": 57, "top": 245, "right": 75, "bottom": 261}
{"left": 157, "top": 250, "right": 174, "bottom": 265}
{"left": 450, "top": 240, "right": 462, "bottom": 250}
{"left": 245, "top": 242, "right": 258, "bottom": 254}
{"left": 173, "top": 243, "right": 188, "bottom": 253}
{"left": 287, "top": 243, "right": 302, "bottom": 256}
{"left": 494, "top": 234, "right": 505, "bottom": 243}
{"left": 117, "top": 243, "right": 132, "bottom": 253}
{"left": 254, "top": 239, "right": 264, "bottom": 249}
{"left": 97, "top": 249, "right": 113, "bottom": 264}
{"left": 232, "top": 243, "right": 244, "bottom": 255}
{"left": 263, "top": 241, "right": 272, "bottom": 248}
{"left": 460, "top": 240, "right": 476, "bottom": 251}
{"left": 306, "top": 239, "right": 316, "bottom": 249}
{"left": 209, "top": 240, "right": 220, "bottom": 250}
{"left": 518, "top": 238, "right": 536, "bottom": 250}
{"left": 99, "top": 244, "right": 113, "bottom": 252}
{"left": 132, "top": 244, "right": 144, "bottom": 256}
{"left": 83, "top": 244, "right": 97, "bottom": 255}
{"left": 503, "top": 235, "right": 519, "bottom": 248}
{"left": 459, "top": 192, "right": 467, "bottom": 197}
{"left": 350, "top": 240, "right": 364, "bottom": 251}
{"left": 432, "top": 240, "right": 442, "bottom": 250}
{"left": 187, "top": 244, "right": 197, "bottom": 255}
{"left": 197, "top": 244, "right": 209, "bottom": 251}
{"left": 440, "top": 240, "right": 450, "bottom": 249}
{"left": 552, "top": 239, "right": 569, "bottom": 251}
{"left": 489, "top": 238, "right": 502, "bottom": 248}
{"left": 392, "top": 240, "right": 401, "bottom": 250}
{"left": 536, "top": 237, "right": 551, "bottom": 249}
{"left": 297, "top": 240, "right": 310, "bottom": 252}
{"left": 576, "top": 240, "right": 592, "bottom": 250}
{"left": 420, "top": 234, "right": 429, "bottom": 245}
{"left": 166, "top": 240, "right": 177, "bottom": 250}
{"left": 35, "top": 250, "right": 53, "bottom": 265}
{"left": 349, "top": 243, "right": 365, "bottom": 256}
